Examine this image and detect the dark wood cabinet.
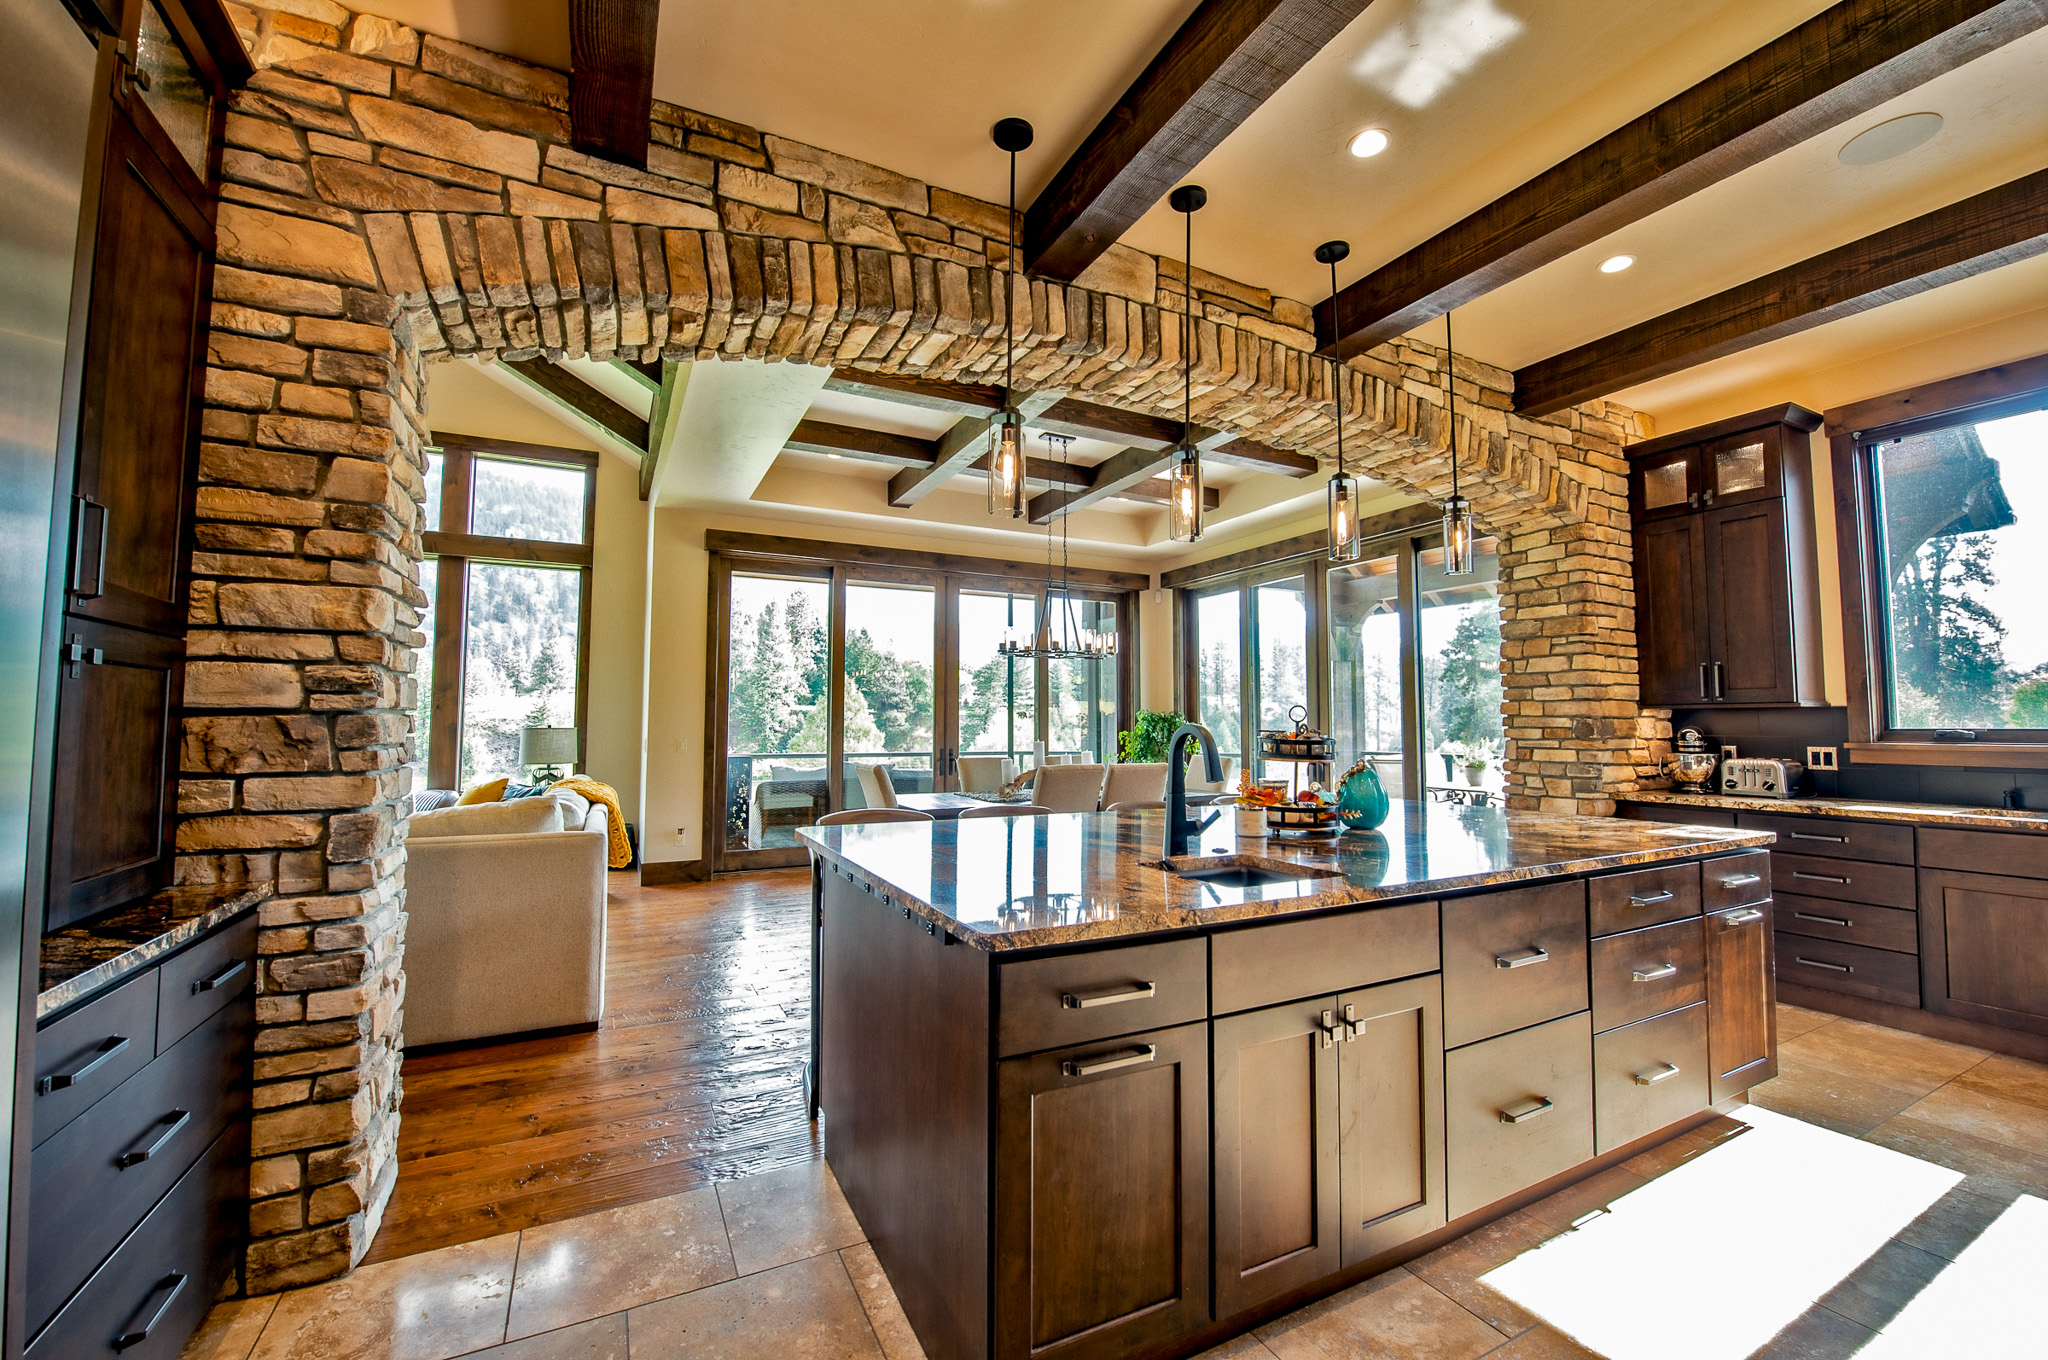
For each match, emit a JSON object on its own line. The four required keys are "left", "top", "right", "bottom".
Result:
{"left": 1444, "top": 1011, "right": 1594, "bottom": 1221}
{"left": 1918, "top": 867, "right": 2048, "bottom": 1037}
{"left": 1705, "top": 901, "right": 1777, "bottom": 1102}
{"left": 995, "top": 1023, "right": 1209, "bottom": 1360}
{"left": 1628, "top": 406, "right": 1824, "bottom": 707}
{"left": 1336, "top": 975, "right": 1446, "bottom": 1265}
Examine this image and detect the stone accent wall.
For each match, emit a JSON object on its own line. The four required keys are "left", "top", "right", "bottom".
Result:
{"left": 190, "top": 0, "right": 1662, "bottom": 1290}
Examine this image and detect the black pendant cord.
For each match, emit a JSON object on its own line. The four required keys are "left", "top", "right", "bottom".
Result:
{"left": 1445, "top": 311, "right": 1458, "bottom": 502}
{"left": 1006, "top": 149, "right": 1016, "bottom": 397}
{"left": 1183, "top": 207, "right": 1192, "bottom": 434}
{"left": 1329, "top": 257, "right": 1344, "bottom": 478}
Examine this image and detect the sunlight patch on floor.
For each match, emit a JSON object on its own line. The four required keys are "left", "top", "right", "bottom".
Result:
{"left": 1857, "top": 1193, "right": 2048, "bottom": 1358}
{"left": 1479, "top": 1106, "right": 1962, "bottom": 1360}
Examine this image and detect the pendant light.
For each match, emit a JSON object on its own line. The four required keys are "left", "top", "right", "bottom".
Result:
{"left": 988, "top": 118, "right": 1033, "bottom": 518}
{"left": 1168, "top": 184, "right": 1207, "bottom": 543}
{"left": 1440, "top": 309, "right": 1476, "bottom": 575}
{"left": 1316, "top": 240, "right": 1361, "bottom": 562}
{"left": 999, "top": 433, "right": 1117, "bottom": 658}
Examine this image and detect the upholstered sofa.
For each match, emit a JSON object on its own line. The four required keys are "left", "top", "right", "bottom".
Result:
{"left": 403, "top": 791, "right": 610, "bottom": 1047}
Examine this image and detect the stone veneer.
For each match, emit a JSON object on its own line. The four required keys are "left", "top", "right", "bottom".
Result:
{"left": 185, "top": 0, "right": 1668, "bottom": 1290}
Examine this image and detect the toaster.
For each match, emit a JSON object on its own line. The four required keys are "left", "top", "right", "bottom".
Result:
{"left": 1721, "top": 757, "right": 1803, "bottom": 798}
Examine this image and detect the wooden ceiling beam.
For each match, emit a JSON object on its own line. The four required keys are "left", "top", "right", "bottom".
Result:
{"left": 1028, "top": 446, "right": 1179, "bottom": 523}
{"left": 569, "top": 0, "right": 660, "bottom": 168}
{"left": 1025, "top": 0, "right": 1374, "bottom": 280}
{"left": 1513, "top": 167, "right": 2048, "bottom": 415}
{"left": 786, "top": 419, "right": 940, "bottom": 467}
{"left": 1315, "top": 0, "right": 2048, "bottom": 359}
{"left": 822, "top": 369, "right": 1004, "bottom": 417}
{"left": 502, "top": 357, "right": 650, "bottom": 450}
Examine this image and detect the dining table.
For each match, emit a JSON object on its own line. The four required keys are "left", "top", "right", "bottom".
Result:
{"left": 892, "top": 791, "right": 1031, "bottom": 819}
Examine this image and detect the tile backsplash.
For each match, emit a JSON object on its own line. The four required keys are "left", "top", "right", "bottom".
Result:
{"left": 1668, "top": 707, "right": 2048, "bottom": 810}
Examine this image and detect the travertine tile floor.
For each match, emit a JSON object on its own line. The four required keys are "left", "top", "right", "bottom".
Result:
{"left": 183, "top": 1003, "right": 2048, "bottom": 1360}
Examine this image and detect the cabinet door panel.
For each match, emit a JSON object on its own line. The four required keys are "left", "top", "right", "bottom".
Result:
{"left": 1635, "top": 517, "right": 1706, "bottom": 707}
{"left": 1699, "top": 426, "right": 1784, "bottom": 510}
{"left": 996, "top": 1023, "right": 1209, "bottom": 1360}
{"left": 1919, "top": 868, "right": 2048, "bottom": 1037}
{"left": 1705, "top": 902, "right": 1777, "bottom": 1102}
{"left": 1338, "top": 975, "right": 1446, "bottom": 1266}
{"left": 1702, "top": 502, "right": 1794, "bottom": 704}
{"left": 1214, "top": 1000, "right": 1338, "bottom": 1317}
{"left": 1445, "top": 1012, "right": 1594, "bottom": 1221}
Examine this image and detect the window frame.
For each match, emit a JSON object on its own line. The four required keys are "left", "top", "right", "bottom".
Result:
{"left": 1829, "top": 359, "right": 2048, "bottom": 766}
{"left": 419, "top": 431, "right": 598, "bottom": 791}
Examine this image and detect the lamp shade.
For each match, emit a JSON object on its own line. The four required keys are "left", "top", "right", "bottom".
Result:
{"left": 520, "top": 726, "right": 579, "bottom": 766}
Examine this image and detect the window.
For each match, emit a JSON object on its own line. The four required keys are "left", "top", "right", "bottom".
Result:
{"left": 843, "top": 581, "right": 936, "bottom": 807}
{"left": 1048, "top": 596, "right": 1119, "bottom": 763}
{"left": 960, "top": 590, "right": 1037, "bottom": 760}
{"left": 1863, "top": 405, "right": 2048, "bottom": 739}
{"left": 416, "top": 436, "right": 597, "bottom": 792}
{"left": 1328, "top": 549, "right": 1403, "bottom": 781}
{"left": 725, "top": 573, "right": 830, "bottom": 850}
{"left": 1420, "top": 537, "right": 1503, "bottom": 792}
{"left": 1194, "top": 588, "right": 1242, "bottom": 763}
{"left": 1254, "top": 576, "right": 1310, "bottom": 777}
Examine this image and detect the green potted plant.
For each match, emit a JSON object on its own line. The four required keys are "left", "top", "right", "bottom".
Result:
{"left": 1117, "top": 709, "right": 1187, "bottom": 764}
{"left": 1462, "top": 754, "right": 1488, "bottom": 787}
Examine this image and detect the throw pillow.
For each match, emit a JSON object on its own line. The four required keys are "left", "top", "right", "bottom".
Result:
{"left": 410, "top": 797, "right": 564, "bottom": 839}
{"left": 501, "top": 782, "right": 551, "bottom": 800}
{"left": 551, "top": 789, "right": 593, "bottom": 826}
{"left": 456, "top": 777, "right": 510, "bottom": 805}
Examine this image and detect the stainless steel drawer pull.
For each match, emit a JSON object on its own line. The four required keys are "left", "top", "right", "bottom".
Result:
{"left": 1634, "top": 1063, "right": 1681, "bottom": 1087}
{"left": 1061, "top": 981, "right": 1156, "bottom": 1009}
{"left": 1793, "top": 871, "right": 1850, "bottom": 884}
{"left": 1632, "top": 963, "right": 1679, "bottom": 982}
{"left": 1061, "top": 1044, "right": 1157, "bottom": 1078}
{"left": 1495, "top": 947, "right": 1550, "bottom": 969}
{"left": 1720, "top": 909, "right": 1765, "bottom": 926}
{"left": 1720, "top": 873, "right": 1763, "bottom": 888}
{"left": 114, "top": 1272, "right": 187, "bottom": 1352}
{"left": 1500, "top": 1096, "right": 1555, "bottom": 1124}
{"left": 1789, "top": 831, "right": 1849, "bottom": 843}
{"left": 1628, "top": 890, "right": 1675, "bottom": 906}
{"left": 1794, "top": 911, "right": 1852, "bottom": 927}
{"left": 37, "top": 1034, "right": 130, "bottom": 1095}
{"left": 1796, "top": 957, "right": 1853, "bottom": 974}
{"left": 195, "top": 959, "right": 247, "bottom": 993}
{"left": 117, "top": 1109, "right": 192, "bottom": 1168}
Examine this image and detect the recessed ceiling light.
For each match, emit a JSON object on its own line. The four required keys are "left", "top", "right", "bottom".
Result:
{"left": 1599, "top": 254, "right": 1635, "bottom": 274}
{"left": 1348, "top": 127, "right": 1390, "bottom": 158}
{"left": 1839, "top": 112, "right": 1943, "bottom": 166}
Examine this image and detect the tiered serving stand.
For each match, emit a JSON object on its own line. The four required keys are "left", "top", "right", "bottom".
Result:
{"left": 1255, "top": 707, "right": 1340, "bottom": 837}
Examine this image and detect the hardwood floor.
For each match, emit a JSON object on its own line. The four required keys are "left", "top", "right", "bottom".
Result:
{"left": 364, "top": 868, "right": 819, "bottom": 1264}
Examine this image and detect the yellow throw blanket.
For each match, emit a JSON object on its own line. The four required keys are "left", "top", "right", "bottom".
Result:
{"left": 551, "top": 776, "right": 634, "bottom": 869}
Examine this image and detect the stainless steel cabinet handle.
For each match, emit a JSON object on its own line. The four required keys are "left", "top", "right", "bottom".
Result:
{"left": 114, "top": 1273, "right": 187, "bottom": 1352}
{"left": 1789, "top": 831, "right": 1848, "bottom": 843}
{"left": 1628, "top": 890, "right": 1675, "bottom": 906}
{"left": 1793, "top": 911, "right": 1852, "bottom": 927}
{"left": 1793, "top": 871, "right": 1849, "bottom": 884}
{"left": 1720, "top": 909, "right": 1765, "bottom": 926}
{"left": 1632, "top": 963, "right": 1679, "bottom": 982}
{"left": 1699, "top": 663, "right": 1710, "bottom": 700}
{"left": 1500, "top": 1096, "right": 1554, "bottom": 1124}
{"left": 1796, "top": 957, "right": 1852, "bottom": 974}
{"left": 1634, "top": 1063, "right": 1681, "bottom": 1087}
{"left": 37, "top": 1034, "right": 130, "bottom": 1095}
{"left": 195, "top": 959, "right": 247, "bottom": 994}
{"left": 1712, "top": 662, "right": 1725, "bottom": 698}
{"left": 1720, "top": 873, "right": 1762, "bottom": 888}
{"left": 117, "top": 1110, "right": 192, "bottom": 1168}
{"left": 1061, "top": 1044, "right": 1156, "bottom": 1078}
{"left": 1495, "top": 947, "right": 1550, "bottom": 970}
{"left": 1061, "top": 981, "right": 1155, "bottom": 1009}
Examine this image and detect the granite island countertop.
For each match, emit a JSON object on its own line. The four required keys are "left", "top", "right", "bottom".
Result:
{"left": 39, "top": 884, "right": 269, "bottom": 1021}
{"left": 798, "top": 800, "right": 1772, "bottom": 952}
{"left": 1622, "top": 790, "right": 2048, "bottom": 834}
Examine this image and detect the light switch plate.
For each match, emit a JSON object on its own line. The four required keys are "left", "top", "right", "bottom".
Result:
{"left": 1719, "top": 745, "right": 1739, "bottom": 763}
{"left": 1806, "top": 745, "right": 1839, "bottom": 771}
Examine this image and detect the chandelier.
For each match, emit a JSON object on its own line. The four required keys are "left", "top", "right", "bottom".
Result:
{"left": 999, "top": 433, "right": 1118, "bottom": 659}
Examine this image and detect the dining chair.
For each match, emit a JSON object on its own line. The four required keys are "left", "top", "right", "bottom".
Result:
{"left": 1103, "top": 800, "right": 1165, "bottom": 812}
{"left": 817, "top": 808, "right": 933, "bottom": 826}
{"left": 1185, "top": 755, "right": 1239, "bottom": 798}
{"left": 956, "top": 804, "right": 1052, "bottom": 818}
{"left": 1033, "top": 763, "right": 1106, "bottom": 813}
{"left": 1100, "top": 762, "right": 1167, "bottom": 808}
{"left": 853, "top": 763, "right": 899, "bottom": 809}
{"left": 957, "top": 755, "right": 1014, "bottom": 795}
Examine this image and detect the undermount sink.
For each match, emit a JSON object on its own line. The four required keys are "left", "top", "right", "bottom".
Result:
{"left": 1154, "top": 855, "right": 1346, "bottom": 889}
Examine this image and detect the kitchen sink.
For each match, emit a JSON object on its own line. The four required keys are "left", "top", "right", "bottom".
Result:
{"left": 1154, "top": 855, "right": 1346, "bottom": 889}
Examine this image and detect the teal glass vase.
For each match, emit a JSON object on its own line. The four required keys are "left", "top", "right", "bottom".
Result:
{"left": 1336, "top": 761, "right": 1389, "bottom": 831}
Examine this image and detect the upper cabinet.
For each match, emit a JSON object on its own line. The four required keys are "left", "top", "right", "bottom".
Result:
{"left": 1628, "top": 406, "right": 1826, "bottom": 708}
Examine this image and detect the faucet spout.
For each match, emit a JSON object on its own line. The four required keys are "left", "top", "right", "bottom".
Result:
{"left": 1165, "top": 723, "right": 1224, "bottom": 859}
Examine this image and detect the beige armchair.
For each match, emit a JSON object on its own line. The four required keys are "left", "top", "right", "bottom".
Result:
{"left": 853, "top": 763, "right": 899, "bottom": 808}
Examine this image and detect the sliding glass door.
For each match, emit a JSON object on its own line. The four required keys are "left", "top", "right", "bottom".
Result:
{"left": 723, "top": 571, "right": 831, "bottom": 854}
{"left": 842, "top": 581, "right": 937, "bottom": 810}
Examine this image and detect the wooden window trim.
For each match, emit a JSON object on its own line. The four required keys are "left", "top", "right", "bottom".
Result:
{"left": 1827, "top": 356, "right": 2048, "bottom": 766}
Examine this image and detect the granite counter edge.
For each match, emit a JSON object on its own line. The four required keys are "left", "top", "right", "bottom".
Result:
{"left": 1624, "top": 790, "right": 2048, "bottom": 834}
{"left": 38, "top": 886, "right": 270, "bottom": 1021}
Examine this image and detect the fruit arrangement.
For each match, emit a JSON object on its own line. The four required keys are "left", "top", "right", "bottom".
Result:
{"left": 1241, "top": 773, "right": 1339, "bottom": 835}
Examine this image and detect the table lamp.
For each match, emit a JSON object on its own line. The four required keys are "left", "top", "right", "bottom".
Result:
{"left": 520, "top": 726, "right": 578, "bottom": 782}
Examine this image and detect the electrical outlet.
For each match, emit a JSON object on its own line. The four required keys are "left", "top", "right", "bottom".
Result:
{"left": 1719, "top": 745, "right": 1739, "bottom": 763}
{"left": 1806, "top": 745, "right": 1839, "bottom": 771}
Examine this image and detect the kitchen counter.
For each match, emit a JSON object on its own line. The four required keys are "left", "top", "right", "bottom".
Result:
{"left": 1623, "top": 789, "right": 2048, "bottom": 834}
{"left": 38, "top": 884, "right": 269, "bottom": 1020}
{"left": 798, "top": 800, "right": 1771, "bottom": 951}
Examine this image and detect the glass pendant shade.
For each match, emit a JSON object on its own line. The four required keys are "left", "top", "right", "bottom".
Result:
{"left": 1169, "top": 443, "right": 1203, "bottom": 542}
{"left": 1442, "top": 493, "right": 1476, "bottom": 576}
{"left": 1327, "top": 471, "right": 1362, "bottom": 561}
{"left": 988, "top": 410, "right": 1025, "bottom": 517}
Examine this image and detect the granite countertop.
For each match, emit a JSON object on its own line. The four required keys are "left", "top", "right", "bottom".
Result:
{"left": 38, "top": 884, "right": 269, "bottom": 1021}
{"left": 798, "top": 801, "right": 1771, "bottom": 952}
{"left": 1623, "top": 790, "right": 2048, "bottom": 835}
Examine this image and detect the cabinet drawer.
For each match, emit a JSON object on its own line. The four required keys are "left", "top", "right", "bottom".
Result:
{"left": 27, "top": 994, "right": 251, "bottom": 1335}
{"left": 1594, "top": 1004, "right": 1709, "bottom": 1155}
{"left": 33, "top": 970, "right": 159, "bottom": 1149}
{"left": 1701, "top": 851, "right": 1771, "bottom": 912}
{"left": 1443, "top": 881, "right": 1589, "bottom": 1049}
{"left": 1591, "top": 918, "right": 1705, "bottom": 1033}
{"left": 26, "top": 1123, "right": 245, "bottom": 1360}
{"left": 1445, "top": 1011, "right": 1593, "bottom": 1220}
{"left": 1775, "top": 935, "right": 1919, "bottom": 1008}
{"left": 1619, "top": 802, "right": 1736, "bottom": 828}
{"left": 1773, "top": 853, "right": 1914, "bottom": 908}
{"left": 157, "top": 913, "right": 256, "bottom": 1054}
{"left": 997, "top": 939, "right": 1207, "bottom": 1059}
{"left": 1210, "top": 900, "right": 1438, "bottom": 1016}
{"left": 1918, "top": 827, "right": 2048, "bottom": 879}
{"left": 1736, "top": 813, "right": 1913, "bottom": 865}
{"left": 1776, "top": 895, "right": 1918, "bottom": 955}
{"left": 1589, "top": 862, "right": 1699, "bottom": 938}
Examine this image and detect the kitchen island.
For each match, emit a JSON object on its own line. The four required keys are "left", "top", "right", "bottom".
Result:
{"left": 800, "top": 802, "right": 1777, "bottom": 1360}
